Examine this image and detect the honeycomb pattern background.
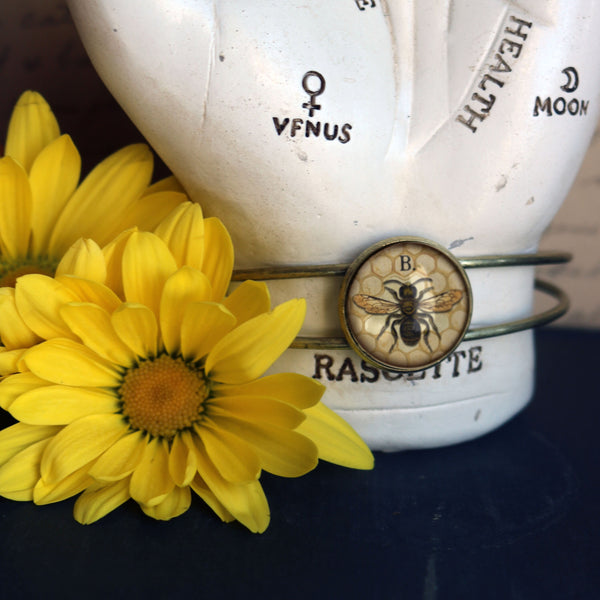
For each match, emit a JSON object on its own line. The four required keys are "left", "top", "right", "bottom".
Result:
{"left": 345, "top": 241, "right": 470, "bottom": 370}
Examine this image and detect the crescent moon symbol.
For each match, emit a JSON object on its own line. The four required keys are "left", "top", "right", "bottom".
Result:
{"left": 560, "top": 67, "right": 579, "bottom": 93}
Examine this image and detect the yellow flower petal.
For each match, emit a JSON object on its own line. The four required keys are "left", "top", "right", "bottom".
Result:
{"left": 153, "top": 202, "right": 205, "bottom": 269}
{"left": 40, "top": 413, "right": 127, "bottom": 484}
{"left": 205, "top": 417, "right": 318, "bottom": 478}
{"left": 202, "top": 217, "right": 234, "bottom": 301}
{"left": 9, "top": 385, "right": 118, "bottom": 425}
{"left": 141, "top": 485, "right": 191, "bottom": 521}
{"left": 296, "top": 402, "right": 374, "bottom": 470}
{"left": 223, "top": 281, "right": 271, "bottom": 325}
{"left": 34, "top": 462, "right": 94, "bottom": 505}
{"left": 1, "top": 488, "right": 36, "bottom": 502}
{"left": 15, "top": 274, "right": 79, "bottom": 340}
{"left": 129, "top": 437, "right": 174, "bottom": 507}
{"left": 180, "top": 302, "right": 236, "bottom": 362}
{"left": 206, "top": 299, "right": 305, "bottom": 384}
{"left": 122, "top": 231, "right": 178, "bottom": 317}
{"left": 0, "top": 422, "right": 60, "bottom": 465}
{"left": 0, "top": 438, "right": 49, "bottom": 498}
{"left": 55, "top": 239, "right": 107, "bottom": 283}
{"left": 190, "top": 473, "right": 234, "bottom": 523}
{"left": 0, "top": 372, "right": 47, "bottom": 411}
{"left": 60, "top": 303, "right": 135, "bottom": 366}
{"left": 0, "top": 347, "right": 26, "bottom": 376}
{"left": 28, "top": 134, "right": 81, "bottom": 254}
{"left": 111, "top": 303, "right": 158, "bottom": 359}
{"left": 102, "top": 228, "right": 135, "bottom": 299}
{"left": 0, "top": 287, "right": 40, "bottom": 349}
{"left": 208, "top": 395, "right": 305, "bottom": 429}
{"left": 24, "top": 338, "right": 121, "bottom": 387}
{"left": 192, "top": 438, "right": 270, "bottom": 533}
{"left": 74, "top": 478, "right": 131, "bottom": 524}
{"left": 168, "top": 431, "right": 197, "bottom": 487}
{"left": 88, "top": 430, "right": 147, "bottom": 483}
{"left": 48, "top": 144, "right": 154, "bottom": 255}
{"left": 0, "top": 156, "right": 32, "bottom": 259}
{"left": 57, "top": 275, "right": 121, "bottom": 313}
{"left": 116, "top": 191, "right": 189, "bottom": 234}
{"left": 198, "top": 423, "right": 260, "bottom": 484}
{"left": 214, "top": 373, "right": 325, "bottom": 410}
{"left": 142, "top": 175, "right": 184, "bottom": 196}
{"left": 5, "top": 91, "right": 60, "bottom": 173}
{"left": 159, "top": 267, "right": 213, "bottom": 355}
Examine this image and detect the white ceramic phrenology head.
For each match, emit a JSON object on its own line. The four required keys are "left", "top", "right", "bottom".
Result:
{"left": 68, "top": 1, "right": 600, "bottom": 450}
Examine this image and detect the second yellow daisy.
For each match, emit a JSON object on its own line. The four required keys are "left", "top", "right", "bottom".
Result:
{"left": 0, "top": 90, "right": 188, "bottom": 287}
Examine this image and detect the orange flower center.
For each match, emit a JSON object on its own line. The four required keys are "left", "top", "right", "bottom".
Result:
{"left": 0, "top": 257, "right": 57, "bottom": 287}
{"left": 119, "top": 355, "right": 207, "bottom": 439}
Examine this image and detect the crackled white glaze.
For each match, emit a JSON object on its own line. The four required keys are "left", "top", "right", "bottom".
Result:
{"left": 68, "top": 1, "right": 600, "bottom": 450}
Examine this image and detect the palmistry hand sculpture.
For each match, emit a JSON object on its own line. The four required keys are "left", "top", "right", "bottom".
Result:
{"left": 68, "top": 0, "right": 600, "bottom": 450}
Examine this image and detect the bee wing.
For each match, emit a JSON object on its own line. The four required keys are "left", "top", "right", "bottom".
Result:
{"left": 353, "top": 294, "right": 399, "bottom": 314}
{"left": 420, "top": 290, "right": 463, "bottom": 313}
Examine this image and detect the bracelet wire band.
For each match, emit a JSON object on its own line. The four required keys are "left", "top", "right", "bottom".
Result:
{"left": 231, "top": 251, "right": 572, "bottom": 281}
{"left": 232, "top": 250, "right": 571, "bottom": 351}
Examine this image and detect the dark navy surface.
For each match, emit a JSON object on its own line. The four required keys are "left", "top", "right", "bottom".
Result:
{"left": 0, "top": 328, "right": 598, "bottom": 599}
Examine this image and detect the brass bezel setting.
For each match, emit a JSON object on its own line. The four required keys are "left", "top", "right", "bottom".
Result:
{"left": 338, "top": 237, "right": 473, "bottom": 373}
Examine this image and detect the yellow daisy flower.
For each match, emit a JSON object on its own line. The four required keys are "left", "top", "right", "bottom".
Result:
{"left": 0, "top": 90, "right": 188, "bottom": 287}
{"left": 0, "top": 200, "right": 229, "bottom": 374}
{"left": 0, "top": 232, "right": 373, "bottom": 532}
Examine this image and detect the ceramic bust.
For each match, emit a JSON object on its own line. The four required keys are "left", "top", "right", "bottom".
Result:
{"left": 67, "top": 0, "right": 600, "bottom": 450}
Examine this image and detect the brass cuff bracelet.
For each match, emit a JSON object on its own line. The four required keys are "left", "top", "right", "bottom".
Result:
{"left": 232, "top": 237, "right": 571, "bottom": 372}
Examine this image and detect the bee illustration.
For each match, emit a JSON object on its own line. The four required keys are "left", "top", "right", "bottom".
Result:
{"left": 352, "top": 278, "right": 463, "bottom": 352}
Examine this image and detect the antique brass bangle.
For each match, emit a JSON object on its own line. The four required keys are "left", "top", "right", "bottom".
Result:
{"left": 231, "top": 251, "right": 572, "bottom": 281}
{"left": 232, "top": 250, "right": 571, "bottom": 352}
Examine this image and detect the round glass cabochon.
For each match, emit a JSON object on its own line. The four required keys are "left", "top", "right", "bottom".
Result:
{"left": 341, "top": 238, "right": 472, "bottom": 372}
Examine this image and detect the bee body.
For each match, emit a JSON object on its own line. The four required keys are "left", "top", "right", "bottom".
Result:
{"left": 353, "top": 277, "right": 463, "bottom": 353}
{"left": 400, "top": 318, "right": 421, "bottom": 347}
